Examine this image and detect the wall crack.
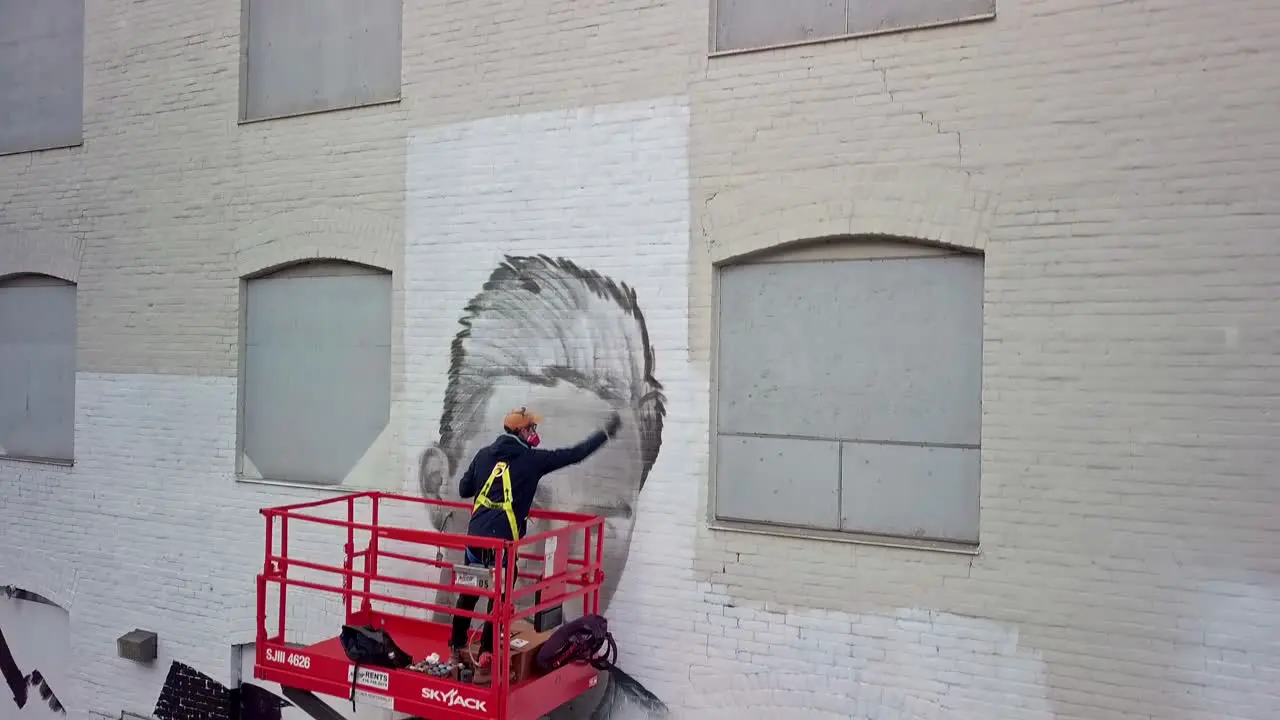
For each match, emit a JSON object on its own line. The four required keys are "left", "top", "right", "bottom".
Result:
{"left": 860, "top": 48, "right": 966, "bottom": 166}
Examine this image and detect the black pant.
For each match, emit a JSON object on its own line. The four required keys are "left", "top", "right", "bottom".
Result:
{"left": 449, "top": 548, "right": 498, "bottom": 654}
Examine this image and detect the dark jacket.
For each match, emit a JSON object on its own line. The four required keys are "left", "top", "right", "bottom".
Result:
{"left": 460, "top": 431, "right": 608, "bottom": 542}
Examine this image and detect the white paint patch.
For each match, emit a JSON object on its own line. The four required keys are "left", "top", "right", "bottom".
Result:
{"left": 404, "top": 98, "right": 707, "bottom": 711}
{"left": 403, "top": 96, "right": 695, "bottom": 482}
{"left": 1178, "top": 579, "right": 1280, "bottom": 717}
{"left": 678, "top": 603, "right": 1053, "bottom": 720}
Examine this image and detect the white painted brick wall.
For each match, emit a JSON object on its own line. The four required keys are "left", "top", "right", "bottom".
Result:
{"left": 2, "top": 0, "right": 1278, "bottom": 718}
{"left": 404, "top": 99, "right": 702, "bottom": 717}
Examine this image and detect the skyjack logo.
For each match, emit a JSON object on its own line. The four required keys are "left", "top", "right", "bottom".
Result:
{"left": 422, "top": 687, "right": 487, "bottom": 712}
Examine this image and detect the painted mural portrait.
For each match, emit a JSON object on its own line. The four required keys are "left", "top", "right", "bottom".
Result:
{"left": 419, "top": 254, "right": 670, "bottom": 719}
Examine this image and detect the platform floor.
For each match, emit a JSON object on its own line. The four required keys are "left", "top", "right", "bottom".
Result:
{"left": 307, "top": 610, "right": 457, "bottom": 664}
{"left": 263, "top": 609, "right": 596, "bottom": 720}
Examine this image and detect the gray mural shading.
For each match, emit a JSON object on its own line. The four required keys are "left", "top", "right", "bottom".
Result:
{"left": 152, "top": 659, "right": 356, "bottom": 720}
{"left": 419, "top": 254, "right": 669, "bottom": 719}
{"left": 1, "top": 630, "right": 65, "bottom": 716}
{"left": 0, "top": 586, "right": 60, "bottom": 608}
{"left": 1, "top": 588, "right": 66, "bottom": 716}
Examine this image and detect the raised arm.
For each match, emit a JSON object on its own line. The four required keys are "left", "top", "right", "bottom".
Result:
{"left": 530, "top": 412, "right": 622, "bottom": 475}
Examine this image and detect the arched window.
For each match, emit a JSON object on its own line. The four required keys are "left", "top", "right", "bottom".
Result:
{"left": 0, "top": 274, "right": 76, "bottom": 463}
{"left": 712, "top": 237, "right": 983, "bottom": 545}
{"left": 239, "top": 260, "right": 391, "bottom": 485}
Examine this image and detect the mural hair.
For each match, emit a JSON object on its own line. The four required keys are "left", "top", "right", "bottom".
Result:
{"left": 435, "top": 254, "right": 666, "bottom": 489}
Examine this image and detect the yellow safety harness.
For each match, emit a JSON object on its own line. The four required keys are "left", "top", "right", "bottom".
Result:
{"left": 472, "top": 461, "right": 520, "bottom": 541}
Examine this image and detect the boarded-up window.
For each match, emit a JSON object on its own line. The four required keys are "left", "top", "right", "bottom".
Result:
{"left": 714, "top": 243, "right": 983, "bottom": 544}
{"left": 241, "top": 261, "right": 391, "bottom": 485}
{"left": 0, "top": 0, "right": 85, "bottom": 155}
{"left": 0, "top": 275, "right": 76, "bottom": 461}
{"left": 713, "top": 0, "right": 996, "bottom": 54}
{"left": 240, "top": 0, "right": 402, "bottom": 121}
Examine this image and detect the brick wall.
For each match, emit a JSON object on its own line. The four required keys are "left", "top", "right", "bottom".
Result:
{"left": 2, "top": 0, "right": 1278, "bottom": 719}
{"left": 689, "top": 0, "right": 1280, "bottom": 718}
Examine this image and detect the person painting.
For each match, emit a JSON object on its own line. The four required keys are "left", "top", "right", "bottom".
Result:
{"left": 423, "top": 254, "right": 672, "bottom": 716}
{"left": 449, "top": 406, "right": 623, "bottom": 684}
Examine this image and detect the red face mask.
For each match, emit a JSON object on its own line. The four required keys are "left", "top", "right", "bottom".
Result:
{"left": 521, "top": 427, "right": 541, "bottom": 448}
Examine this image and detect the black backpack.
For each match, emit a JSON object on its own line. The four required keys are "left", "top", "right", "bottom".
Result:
{"left": 339, "top": 625, "right": 412, "bottom": 709}
{"left": 534, "top": 614, "right": 617, "bottom": 675}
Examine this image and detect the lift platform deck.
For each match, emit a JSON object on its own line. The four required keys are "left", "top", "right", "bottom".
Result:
{"left": 253, "top": 491, "right": 606, "bottom": 720}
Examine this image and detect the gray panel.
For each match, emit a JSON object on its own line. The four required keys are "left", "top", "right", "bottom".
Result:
{"left": 713, "top": 0, "right": 996, "bottom": 53}
{"left": 715, "top": 434, "right": 841, "bottom": 530}
{"left": 715, "top": 0, "right": 845, "bottom": 53}
{"left": 243, "top": 0, "right": 402, "bottom": 121}
{"left": 839, "top": 442, "right": 980, "bottom": 543}
{"left": 717, "top": 255, "right": 983, "bottom": 446}
{"left": 848, "top": 0, "right": 996, "bottom": 36}
{"left": 243, "top": 270, "right": 391, "bottom": 484}
{"left": 0, "top": 0, "right": 85, "bottom": 154}
{"left": 0, "top": 279, "right": 76, "bottom": 460}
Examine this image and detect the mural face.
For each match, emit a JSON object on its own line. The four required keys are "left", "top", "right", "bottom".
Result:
{"left": 419, "top": 255, "right": 670, "bottom": 719}
{"left": 1, "top": 589, "right": 68, "bottom": 718}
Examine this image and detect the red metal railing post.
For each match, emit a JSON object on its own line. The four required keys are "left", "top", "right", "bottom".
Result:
{"left": 594, "top": 521, "right": 604, "bottom": 615}
{"left": 344, "top": 496, "right": 355, "bottom": 620}
{"left": 366, "top": 492, "right": 380, "bottom": 613}
{"left": 580, "top": 525, "right": 591, "bottom": 619}
{"left": 255, "top": 575, "right": 267, "bottom": 667}
{"left": 499, "top": 542, "right": 515, "bottom": 718}
{"left": 260, "top": 512, "right": 273, "bottom": 643}
{"left": 278, "top": 516, "right": 289, "bottom": 643}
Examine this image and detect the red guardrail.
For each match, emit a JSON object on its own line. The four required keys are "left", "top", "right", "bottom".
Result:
{"left": 255, "top": 491, "right": 605, "bottom": 719}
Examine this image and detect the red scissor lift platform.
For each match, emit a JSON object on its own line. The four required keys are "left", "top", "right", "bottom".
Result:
{"left": 254, "top": 491, "right": 607, "bottom": 719}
